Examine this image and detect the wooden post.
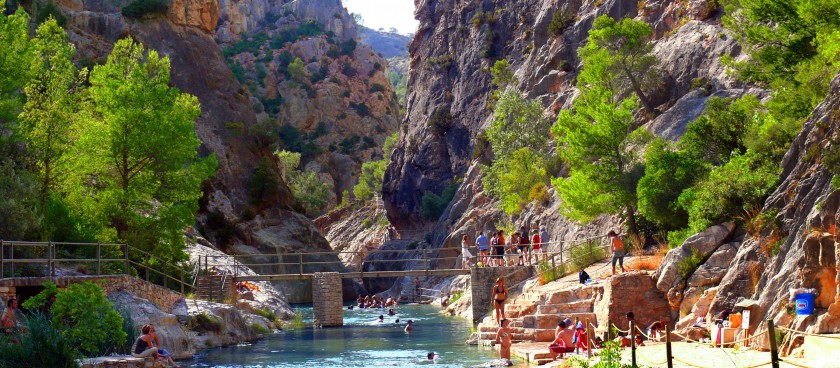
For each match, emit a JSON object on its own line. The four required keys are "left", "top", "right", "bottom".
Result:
{"left": 607, "top": 319, "right": 613, "bottom": 342}
{"left": 424, "top": 250, "right": 429, "bottom": 271}
{"left": 666, "top": 322, "right": 674, "bottom": 368}
{"left": 9, "top": 243, "right": 13, "bottom": 277}
{"left": 298, "top": 253, "right": 303, "bottom": 275}
{"left": 767, "top": 319, "right": 780, "bottom": 368}
{"left": 122, "top": 244, "right": 129, "bottom": 275}
{"left": 180, "top": 269, "right": 185, "bottom": 294}
{"left": 96, "top": 243, "right": 101, "bottom": 275}
{"left": 163, "top": 262, "right": 168, "bottom": 289}
{"left": 586, "top": 318, "right": 592, "bottom": 359}
{"left": 1, "top": 240, "right": 4, "bottom": 278}
{"left": 47, "top": 241, "right": 53, "bottom": 277}
{"left": 630, "top": 320, "right": 637, "bottom": 368}
{"left": 575, "top": 317, "right": 580, "bottom": 354}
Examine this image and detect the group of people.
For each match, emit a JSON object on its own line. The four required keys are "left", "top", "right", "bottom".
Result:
{"left": 355, "top": 294, "right": 398, "bottom": 309}
{"left": 545, "top": 313, "right": 667, "bottom": 361}
{"left": 463, "top": 226, "right": 550, "bottom": 269}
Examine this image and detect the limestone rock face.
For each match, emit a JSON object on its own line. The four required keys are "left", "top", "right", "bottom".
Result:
{"left": 594, "top": 272, "right": 671, "bottom": 332}
{"left": 168, "top": 0, "right": 220, "bottom": 32}
{"left": 186, "top": 299, "right": 261, "bottom": 348}
{"left": 383, "top": 0, "right": 740, "bottom": 230}
{"left": 314, "top": 201, "right": 395, "bottom": 271}
{"left": 687, "top": 242, "right": 738, "bottom": 288}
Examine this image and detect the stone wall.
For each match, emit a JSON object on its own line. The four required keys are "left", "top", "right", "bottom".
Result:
{"left": 470, "top": 266, "right": 536, "bottom": 324}
{"left": 312, "top": 272, "right": 343, "bottom": 327}
{"left": 594, "top": 272, "right": 671, "bottom": 334}
{"left": 0, "top": 275, "right": 185, "bottom": 313}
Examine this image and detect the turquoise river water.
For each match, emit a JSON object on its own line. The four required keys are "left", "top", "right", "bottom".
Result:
{"left": 185, "top": 304, "right": 524, "bottom": 368}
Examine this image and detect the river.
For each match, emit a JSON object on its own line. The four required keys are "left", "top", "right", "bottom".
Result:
{"left": 184, "top": 304, "right": 524, "bottom": 367}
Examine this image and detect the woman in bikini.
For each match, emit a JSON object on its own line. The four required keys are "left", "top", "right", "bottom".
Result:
{"left": 492, "top": 277, "right": 508, "bottom": 326}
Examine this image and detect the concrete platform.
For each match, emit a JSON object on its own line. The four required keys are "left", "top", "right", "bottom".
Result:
{"left": 803, "top": 333, "right": 840, "bottom": 366}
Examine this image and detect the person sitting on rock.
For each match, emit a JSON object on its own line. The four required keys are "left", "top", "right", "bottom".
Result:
{"left": 548, "top": 320, "right": 575, "bottom": 360}
{"left": 148, "top": 324, "right": 180, "bottom": 368}
{"left": 578, "top": 269, "right": 591, "bottom": 284}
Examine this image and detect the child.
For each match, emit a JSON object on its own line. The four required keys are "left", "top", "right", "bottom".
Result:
{"left": 495, "top": 319, "right": 512, "bottom": 362}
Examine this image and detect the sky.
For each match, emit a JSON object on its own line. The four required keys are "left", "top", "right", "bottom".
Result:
{"left": 343, "top": 0, "right": 419, "bottom": 35}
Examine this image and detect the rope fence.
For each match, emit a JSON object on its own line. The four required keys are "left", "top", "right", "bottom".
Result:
{"left": 570, "top": 320, "right": 827, "bottom": 368}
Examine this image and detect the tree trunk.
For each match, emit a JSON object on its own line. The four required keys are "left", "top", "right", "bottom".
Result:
{"left": 625, "top": 206, "right": 639, "bottom": 238}
{"left": 623, "top": 66, "right": 659, "bottom": 117}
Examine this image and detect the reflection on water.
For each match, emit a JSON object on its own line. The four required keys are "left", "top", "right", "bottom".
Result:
{"left": 185, "top": 304, "right": 519, "bottom": 367}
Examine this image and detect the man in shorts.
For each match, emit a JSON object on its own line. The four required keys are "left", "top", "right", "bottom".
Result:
{"left": 608, "top": 230, "right": 625, "bottom": 275}
{"left": 475, "top": 232, "right": 489, "bottom": 266}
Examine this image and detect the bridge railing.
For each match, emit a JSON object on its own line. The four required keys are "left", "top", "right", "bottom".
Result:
{"left": 0, "top": 240, "right": 194, "bottom": 294}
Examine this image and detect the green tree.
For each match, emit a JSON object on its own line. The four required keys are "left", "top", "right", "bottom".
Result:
{"left": 275, "top": 150, "right": 332, "bottom": 217}
{"left": 679, "top": 151, "right": 779, "bottom": 231}
{"left": 0, "top": 8, "right": 34, "bottom": 124}
{"left": 18, "top": 19, "right": 86, "bottom": 213}
{"left": 679, "top": 96, "right": 760, "bottom": 165}
{"left": 486, "top": 89, "right": 552, "bottom": 158}
{"left": 579, "top": 15, "right": 661, "bottom": 116}
{"left": 551, "top": 85, "right": 652, "bottom": 235}
{"left": 23, "top": 281, "right": 126, "bottom": 357}
{"left": 722, "top": 0, "right": 840, "bottom": 124}
{"left": 353, "top": 132, "right": 398, "bottom": 201}
{"left": 0, "top": 159, "right": 40, "bottom": 239}
{"left": 67, "top": 39, "right": 217, "bottom": 261}
{"left": 288, "top": 57, "right": 308, "bottom": 84}
{"left": 482, "top": 147, "right": 548, "bottom": 214}
{"left": 637, "top": 139, "right": 704, "bottom": 229}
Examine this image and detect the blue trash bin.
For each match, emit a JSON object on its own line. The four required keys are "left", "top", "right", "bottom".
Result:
{"left": 795, "top": 293, "right": 815, "bottom": 315}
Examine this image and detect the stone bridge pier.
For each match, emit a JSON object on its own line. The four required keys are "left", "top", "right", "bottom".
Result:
{"left": 312, "top": 272, "right": 343, "bottom": 327}
{"left": 470, "top": 266, "right": 536, "bottom": 324}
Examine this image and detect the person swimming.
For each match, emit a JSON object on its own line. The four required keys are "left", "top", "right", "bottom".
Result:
{"left": 388, "top": 308, "right": 396, "bottom": 316}
{"left": 377, "top": 315, "right": 384, "bottom": 323}
{"left": 405, "top": 319, "right": 413, "bottom": 332}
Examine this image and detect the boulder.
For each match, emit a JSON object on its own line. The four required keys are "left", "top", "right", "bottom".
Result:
{"left": 186, "top": 299, "right": 261, "bottom": 348}
{"left": 687, "top": 242, "right": 739, "bottom": 287}
{"left": 656, "top": 222, "right": 736, "bottom": 293}
{"left": 108, "top": 291, "right": 195, "bottom": 359}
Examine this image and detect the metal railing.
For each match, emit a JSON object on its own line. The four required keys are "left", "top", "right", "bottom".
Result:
{"left": 0, "top": 240, "right": 194, "bottom": 294}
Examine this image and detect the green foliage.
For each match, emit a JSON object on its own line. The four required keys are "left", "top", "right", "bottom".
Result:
{"left": 250, "top": 157, "right": 281, "bottom": 206}
{"left": 490, "top": 59, "right": 516, "bottom": 88}
{"left": 188, "top": 312, "right": 223, "bottom": 333}
{"left": 569, "top": 241, "right": 606, "bottom": 271}
{"left": 487, "top": 89, "right": 551, "bottom": 158}
{"left": 638, "top": 139, "right": 704, "bottom": 229}
{"left": 251, "top": 322, "right": 270, "bottom": 334}
{"left": 480, "top": 30, "right": 498, "bottom": 59}
{"left": 482, "top": 147, "right": 547, "bottom": 214}
{"left": 0, "top": 8, "right": 35, "bottom": 123}
{"left": 579, "top": 15, "right": 660, "bottom": 116}
{"left": 270, "top": 21, "right": 325, "bottom": 49}
{"left": 354, "top": 132, "right": 397, "bottom": 201}
{"left": 121, "top": 0, "right": 169, "bottom": 19}
{"left": 277, "top": 123, "right": 321, "bottom": 161}
{"left": 679, "top": 96, "right": 760, "bottom": 165}
{"left": 667, "top": 228, "right": 694, "bottom": 249}
{"left": 538, "top": 259, "right": 566, "bottom": 284}
{"left": 275, "top": 150, "right": 332, "bottom": 217}
{"left": 387, "top": 69, "right": 407, "bottom": 105}
{"left": 0, "top": 159, "right": 40, "bottom": 240}
{"left": 288, "top": 57, "right": 308, "bottom": 84}
{"left": 0, "top": 312, "right": 79, "bottom": 368}
{"left": 679, "top": 151, "right": 779, "bottom": 232}
{"left": 566, "top": 340, "right": 629, "bottom": 367}
{"left": 340, "top": 38, "right": 357, "bottom": 56}
{"left": 421, "top": 184, "right": 458, "bottom": 220}
{"left": 552, "top": 84, "right": 652, "bottom": 228}
{"left": 721, "top": 0, "right": 840, "bottom": 125}
{"left": 65, "top": 39, "right": 216, "bottom": 262}
{"left": 370, "top": 83, "right": 386, "bottom": 93}
{"left": 548, "top": 8, "right": 574, "bottom": 37}
{"left": 349, "top": 101, "right": 369, "bottom": 117}
{"left": 35, "top": 1, "right": 67, "bottom": 26}
{"left": 23, "top": 282, "right": 126, "bottom": 357}
{"left": 677, "top": 248, "right": 704, "bottom": 278}
{"left": 428, "top": 106, "right": 452, "bottom": 135}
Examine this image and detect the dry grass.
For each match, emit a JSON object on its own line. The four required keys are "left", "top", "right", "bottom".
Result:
{"left": 628, "top": 245, "right": 668, "bottom": 271}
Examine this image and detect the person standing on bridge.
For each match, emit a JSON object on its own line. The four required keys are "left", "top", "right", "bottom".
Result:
{"left": 461, "top": 234, "right": 474, "bottom": 269}
{"left": 475, "top": 232, "right": 489, "bottom": 267}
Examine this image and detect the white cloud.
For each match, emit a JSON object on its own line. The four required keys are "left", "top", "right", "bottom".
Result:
{"left": 343, "top": 0, "right": 419, "bottom": 35}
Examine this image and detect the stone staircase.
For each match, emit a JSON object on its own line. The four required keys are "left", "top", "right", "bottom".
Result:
{"left": 195, "top": 275, "right": 234, "bottom": 302}
{"left": 476, "top": 281, "right": 604, "bottom": 364}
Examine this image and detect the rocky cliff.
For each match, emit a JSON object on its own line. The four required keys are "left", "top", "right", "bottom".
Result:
{"left": 217, "top": 0, "right": 401, "bottom": 209}
{"left": 383, "top": 0, "right": 746, "bottom": 235}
